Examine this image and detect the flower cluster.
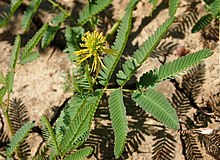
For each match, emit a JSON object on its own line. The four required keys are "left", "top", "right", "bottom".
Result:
{"left": 74, "top": 31, "right": 111, "bottom": 77}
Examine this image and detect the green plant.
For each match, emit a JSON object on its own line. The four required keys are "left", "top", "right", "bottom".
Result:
{"left": 192, "top": 0, "right": 220, "bottom": 33}
{"left": 0, "top": 0, "right": 215, "bottom": 159}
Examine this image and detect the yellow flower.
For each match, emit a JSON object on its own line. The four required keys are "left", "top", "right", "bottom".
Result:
{"left": 74, "top": 31, "right": 115, "bottom": 77}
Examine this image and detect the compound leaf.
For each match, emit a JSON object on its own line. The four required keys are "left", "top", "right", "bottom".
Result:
{"left": 64, "top": 147, "right": 93, "bottom": 160}
{"left": 40, "top": 115, "right": 59, "bottom": 156}
{"left": 116, "top": 17, "right": 175, "bottom": 87}
{"left": 132, "top": 89, "right": 179, "bottom": 130}
{"left": 41, "top": 25, "right": 59, "bottom": 48}
{"left": 98, "top": 0, "right": 139, "bottom": 86}
{"left": 156, "top": 49, "right": 213, "bottom": 81}
{"left": 6, "top": 121, "right": 34, "bottom": 157}
{"left": 60, "top": 90, "right": 102, "bottom": 156}
{"left": 77, "top": 0, "right": 112, "bottom": 25}
{"left": 6, "top": 71, "right": 14, "bottom": 93}
{"left": 20, "top": 51, "right": 40, "bottom": 64}
{"left": 169, "top": 0, "right": 179, "bottom": 16}
{"left": 20, "top": 23, "right": 48, "bottom": 64}
{"left": 9, "top": 35, "right": 21, "bottom": 69}
{"left": 109, "top": 88, "right": 128, "bottom": 158}
{"left": 210, "top": 0, "right": 220, "bottom": 17}
{"left": 21, "top": 0, "right": 42, "bottom": 30}
{"left": 192, "top": 13, "right": 213, "bottom": 33}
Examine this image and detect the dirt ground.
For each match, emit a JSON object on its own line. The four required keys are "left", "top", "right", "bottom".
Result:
{"left": 0, "top": 0, "right": 219, "bottom": 159}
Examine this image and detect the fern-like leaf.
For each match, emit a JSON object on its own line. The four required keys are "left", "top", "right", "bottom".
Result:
{"left": 54, "top": 94, "right": 86, "bottom": 138}
{"left": 41, "top": 13, "right": 67, "bottom": 48}
{"left": 41, "top": 26, "right": 59, "bottom": 48}
{"left": 0, "top": 0, "right": 22, "bottom": 27}
{"left": 77, "top": 0, "right": 112, "bottom": 26}
{"left": 64, "top": 147, "right": 93, "bottom": 160}
{"left": 21, "top": 0, "right": 42, "bottom": 30}
{"left": 192, "top": 14, "right": 213, "bottom": 33}
{"left": 169, "top": 0, "right": 179, "bottom": 16}
{"left": 152, "top": 129, "right": 176, "bottom": 160}
{"left": 6, "top": 71, "right": 14, "bottom": 93}
{"left": 139, "top": 49, "right": 212, "bottom": 89}
{"left": 40, "top": 115, "right": 59, "bottom": 156}
{"left": 132, "top": 89, "right": 179, "bottom": 129}
{"left": 20, "top": 51, "right": 40, "bottom": 64}
{"left": 156, "top": 49, "right": 212, "bottom": 82}
{"left": 98, "top": 0, "right": 139, "bottom": 86}
{"left": 210, "top": 0, "right": 220, "bottom": 17}
{"left": 109, "top": 88, "right": 128, "bottom": 158}
{"left": 60, "top": 90, "right": 102, "bottom": 156}
{"left": 6, "top": 121, "right": 34, "bottom": 157}
{"left": 9, "top": 35, "right": 21, "bottom": 69}
{"left": 116, "top": 17, "right": 175, "bottom": 87}
{"left": 10, "top": 0, "right": 23, "bottom": 15}
{"left": 20, "top": 23, "right": 48, "bottom": 64}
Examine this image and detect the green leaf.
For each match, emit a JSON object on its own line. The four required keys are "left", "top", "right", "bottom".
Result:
{"left": 109, "top": 88, "right": 128, "bottom": 159}
{"left": 156, "top": 49, "right": 213, "bottom": 82}
{"left": 6, "top": 121, "right": 34, "bottom": 157}
{"left": 132, "top": 89, "right": 179, "bottom": 129}
{"left": 192, "top": 14, "right": 213, "bottom": 33}
{"left": 210, "top": 0, "right": 220, "bottom": 17}
{"left": 98, "top": 0, "right": 139, "bottom": 86}
{"left": 54, "top": 94, "right": 86, "bottom": 145}
{"left": 40, "top": 115, "right": 59, "bottom": 156}
{"left": 0, "top": 0, "right": 22, "bottom": 27}
{"left": 21, "top": 0, "right": 42, "bottom": 30}
{"left": 139, "top": 49, "right": 213, "bottom": 88}
{"left": 60, "top": 90, "right": 102, "bottom": 156}
{"left": 63, "top": 26, "right": 84, "bottom": 55}
{"left": 116, "top": 17, "right": 175, "bottom": 87}
{"left": 0, "top": 72, "right": 6, "bottom": 85}
{"left": 10, "top": 0, "right": 23, "bottom": 14}
{"left": 0, "top": 86, "right": 6, "bottom": 102}
{"left": 138, "top": 70, "right": 157, "bottom": 88}
{"left": 6, "top": 71, "right": 14, "bottom": 93}
{"left": 77, "top": 0, "right": 112, "bottom": 25}
{"left": 41, "top": 25, "right": 59, "bottom": 48}
{"left": 64, "top": 147, "right": 93, "bottom": 160}
{"left": 20, "top": 23, "right": 48, "bottom": 63}
{"left": 20, "top": 51, "right": 40, "bottom": 64}
{"left": 169, "top": 0, "right": 179, "bottom": 16}
{"left": 9, "top": 35, "right": 21, "bottom": 69}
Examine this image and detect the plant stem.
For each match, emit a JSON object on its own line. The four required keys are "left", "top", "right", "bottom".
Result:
{"left": 4, "top": 93, "right": 14, "bottom": 137}
{"left": 47, "top": 0, "right": 70, "bottom": 17}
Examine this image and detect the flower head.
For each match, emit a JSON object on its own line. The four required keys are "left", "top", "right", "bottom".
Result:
{"left": 74, "top": 31, "right": 113, "bottom": 77}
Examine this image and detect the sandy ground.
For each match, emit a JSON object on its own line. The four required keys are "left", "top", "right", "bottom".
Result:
{"left": 0, "top": 0, "right": 219, "bottom": 159}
